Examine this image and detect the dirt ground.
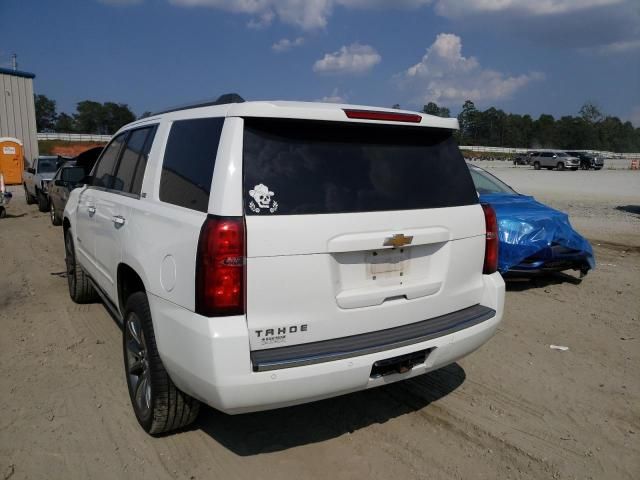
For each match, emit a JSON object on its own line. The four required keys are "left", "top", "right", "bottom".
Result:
{"left": 1, "top": 169, "right": 639, "bottom": 480}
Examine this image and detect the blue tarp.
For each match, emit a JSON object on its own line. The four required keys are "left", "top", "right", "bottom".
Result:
{"left": 478, "top": 193, "right": 595, "bottom": 274}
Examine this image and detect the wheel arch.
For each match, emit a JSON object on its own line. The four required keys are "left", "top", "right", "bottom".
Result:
{"left": 117, "top": 263, "right": 149, "bottom": 315}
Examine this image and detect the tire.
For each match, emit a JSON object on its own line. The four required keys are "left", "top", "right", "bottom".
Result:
{"left": 37, "top": 189, "right": 49, "bottom": 212}
{"left": 123, "top": 292, "right": 200, "bottom": 435}
{"left": 50, "top": 201, "right": 62, "bottom": 226}
{"left": 0, "top": 207, "right": 5, "bottom": 219}
{"left": 64, "top": 230, "right": 98, "bottom": 303}
{"left": 24, "top": 184, "right": 36, "bottom": 205}
{"left": 533, "top": 161, "right": 541, "bottom": 170}
{"left": 557, "top": 162, "right": 565, "bottom": 171}
{"left": 594, "top": 167, "right": 602, "bottom": 171}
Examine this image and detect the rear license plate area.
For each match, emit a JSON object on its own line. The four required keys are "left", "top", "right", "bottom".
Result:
{"left": 370, "top": 349, "right": 430, "bottom": 378}
{"left": 367, "top": 248, "right": 408, "bottom": 281}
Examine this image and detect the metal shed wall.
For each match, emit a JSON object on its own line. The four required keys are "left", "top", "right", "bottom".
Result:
{"left": 0, "top": 71, "right": 39, "bottom": 168}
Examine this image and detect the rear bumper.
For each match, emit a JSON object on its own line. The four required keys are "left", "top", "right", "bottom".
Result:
{"left": 149, "top": 272, "right": 504, "bottom": 414}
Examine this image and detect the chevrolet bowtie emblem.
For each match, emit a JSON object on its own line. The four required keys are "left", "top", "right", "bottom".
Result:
{"left": 383, "top": 233, "right": 413, "bottom": 248}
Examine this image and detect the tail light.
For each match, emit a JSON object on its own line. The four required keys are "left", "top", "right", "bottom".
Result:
{"left": 195, "top": 215, "right": 245, "bottom": 316}
{"left": 481, "top": 204, "right": 498, "bottom": 274}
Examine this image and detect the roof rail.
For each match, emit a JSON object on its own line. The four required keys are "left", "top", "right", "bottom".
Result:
{"left": 148, "top": 93, "right": 245, "bottom": 117}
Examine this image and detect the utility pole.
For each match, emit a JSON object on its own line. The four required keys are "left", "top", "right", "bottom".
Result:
{"left": 11, "top": 53, "right": 17, "bottom": 71}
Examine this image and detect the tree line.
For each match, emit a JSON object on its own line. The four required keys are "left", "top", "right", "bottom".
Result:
{"left": 422, "top": 101, "right": 640, "bottom": 153}
{"left": 35, "top": 94, "right": 136, "bottom": 135}
{"left": 35, "top": 93, "right": 639, "bottom": 152}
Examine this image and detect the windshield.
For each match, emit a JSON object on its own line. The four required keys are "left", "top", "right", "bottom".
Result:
{"left": 468, "top": 166, "right": 517, "bottom": 195}
{"left": 38, "top": 158, "right": 58, "bottom": 173}
{"left": 243, "top": 118, "right": 478, "bottom": 215}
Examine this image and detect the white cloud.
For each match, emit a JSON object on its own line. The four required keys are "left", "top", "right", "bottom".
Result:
{"left": 588, "top": 39, "right": 640, "bottom": 55}
{"left": 338, "top": 0, "right": 432, "bottom": 8}
{"left": 396, "top": 33, "right": 544, "bottom": 105}
{"left": 318, "top": 88, "right": 348, "bottom": 103}
{"left": 247, "top": 11, "right": 275, "bottom": 29}
{"left": 272, "top": 37, "right": 305, "bottom": 52}
{"left": 170, "top": 0, "right": 333, "bottom": 30}
{"left": 434, "top": 0, "right": 624, "bottom": 17}
{"left": 313, "top": 43, "right": 381, "bottom": 74}
{"left": 169, "top": 0, "right": 433, "bottom": 30}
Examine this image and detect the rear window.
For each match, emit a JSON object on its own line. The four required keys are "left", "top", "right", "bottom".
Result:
{"left": 243, "top": 118, "right": 477, "bottom": 215}
{"left": 38, "top": 158, "right": 58, "bottom": 173}
{"left": 160, "top": 117, "right": 224, "bottom": 212}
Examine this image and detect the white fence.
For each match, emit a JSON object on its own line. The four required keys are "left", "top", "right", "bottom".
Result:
{"left": 37, "top": 132, "right": 111, "bottom": 142}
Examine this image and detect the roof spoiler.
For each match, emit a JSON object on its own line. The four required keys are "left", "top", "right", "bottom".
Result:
{"left": 146, "top": 93, "right": 245, "bottom": 117}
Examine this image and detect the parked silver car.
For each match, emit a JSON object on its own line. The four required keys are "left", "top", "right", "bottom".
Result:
{"left": 530, "top": 151, "right": 580, "bottom": 171}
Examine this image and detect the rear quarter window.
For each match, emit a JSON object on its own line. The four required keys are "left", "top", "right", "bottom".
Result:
{"left": 243, "top": 118, "right": 478, "bottom": 215}
{"left": 159, "top": 117, "right": 224, "bottom": 212}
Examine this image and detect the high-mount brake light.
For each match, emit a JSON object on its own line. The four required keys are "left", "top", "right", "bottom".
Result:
{"left": 343, "top": 109, "right": 422, "bottom": 123}
{"left": 195, "top": 216, "right": 245, "bottom": 317}
{"left": 481, "top": 204, "right": 499, "bottom": 275}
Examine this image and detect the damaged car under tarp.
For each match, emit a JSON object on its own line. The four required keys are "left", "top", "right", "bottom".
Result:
{"left": 468, "top": 164, "right": 595, "bottom": 275}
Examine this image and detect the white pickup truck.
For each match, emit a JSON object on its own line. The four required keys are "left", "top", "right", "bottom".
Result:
{"left": 23, "top": 155, "right": 60, "bottom": 211}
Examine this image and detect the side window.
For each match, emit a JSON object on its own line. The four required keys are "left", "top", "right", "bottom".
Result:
{"left": 159, "top": 117, "right": 224, "bottom": 212}
{"left": 112, "top": 126, "right": 156, "bottom": 195}
{"left": 541, "top": 152, "right": 552, "bottom": 158}
{"left": 92, "top": 134, "right": 127, "bottom": 189}
{"left": 131, "top": 126, "right": 156, "bottom": 195}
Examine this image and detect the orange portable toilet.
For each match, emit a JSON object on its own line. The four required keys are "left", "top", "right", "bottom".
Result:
{"left": 0, "top": 138, "right": 24, "bottom": 185}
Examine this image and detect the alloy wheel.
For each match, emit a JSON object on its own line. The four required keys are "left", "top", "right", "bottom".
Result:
{"left": 125, "top": 313, "right": 152, "bottom": 418}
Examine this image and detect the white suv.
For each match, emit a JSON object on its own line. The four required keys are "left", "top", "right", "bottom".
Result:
{"left": 63, "top": 97, "right": 505, "bottom": 435}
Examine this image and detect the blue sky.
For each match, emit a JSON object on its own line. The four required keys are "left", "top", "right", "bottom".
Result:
{"left": 2, "top": 0, "right": 639, "bottom": 124}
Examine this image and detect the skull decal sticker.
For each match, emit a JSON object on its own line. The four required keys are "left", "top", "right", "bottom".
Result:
{"left": 248, "top": 184, "right": 279, "bottom": 213}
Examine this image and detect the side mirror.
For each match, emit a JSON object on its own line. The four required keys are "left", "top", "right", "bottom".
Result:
{"left": 80, "top": 175, "right": 94, "bottom": 186}
{"left": 54, "top": 179, "right": 66, "bottom": 187}
{"left": 28, "top": 168, "right": 35, "bottom": 174}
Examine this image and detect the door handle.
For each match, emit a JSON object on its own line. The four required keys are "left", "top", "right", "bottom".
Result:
{"left": 112, "top": 215, "right": 126, "bottom": 227}
{"left": 87, "top": 206, "right": 96, "bottom": 216}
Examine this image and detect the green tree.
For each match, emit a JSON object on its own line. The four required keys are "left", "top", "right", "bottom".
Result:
{"left": 103, "top": 102, "right": 136, "bottom": 134}
{"left": 422, "top": 102, "right": 451, "bottom": 118}
{"left": 502, "top": 114, "right": 533, "bottom": 147}
{"left": 579, "top": 102, "right": 603, "bottom": 124}
{"left": 73, "top": 101, "right": 135, "bottom": 134}
{"left": 74, "top": 100, "right": 105, "bottom": 134}
{"left": 531, "top": 114, "right": 556, "bottom": 148}
{"left": 34, "top": 94, "right": 57, "bottom": 131}
{"left": 458, "top": 100, "right": 479, "bottom": 144}
{"left": 55, "top": 112, "right": 75, "bottom": 132}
